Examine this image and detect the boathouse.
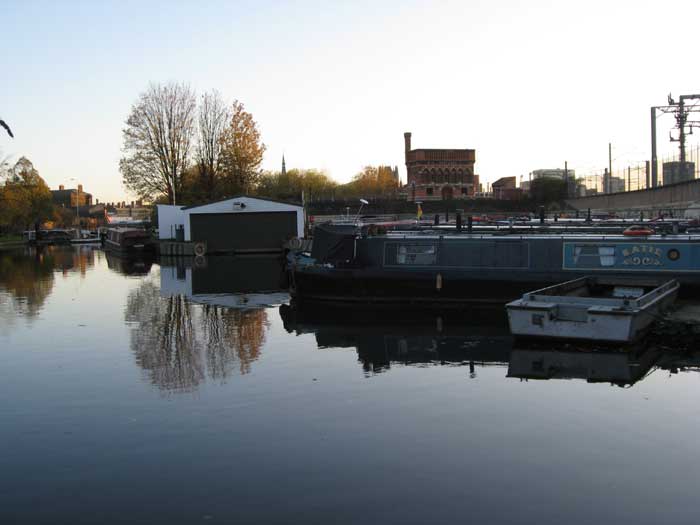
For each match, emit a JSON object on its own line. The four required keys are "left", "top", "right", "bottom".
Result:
{"left": 157, "top": 196, "right": 304, "bottom": 254}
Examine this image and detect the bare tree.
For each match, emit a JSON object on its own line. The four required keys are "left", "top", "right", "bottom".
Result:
{"left": 119, "top": 83, "right": 197, "bottom": 204}
{"left": 196, "top": 90, "right": 229, "bottom": 200}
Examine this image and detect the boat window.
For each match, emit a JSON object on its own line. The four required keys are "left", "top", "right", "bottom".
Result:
{"left": 391, "top": 243, "right": 438, "bottom": 265}
{"left": 573, "top": 245, "right": 616, "bottom": 267}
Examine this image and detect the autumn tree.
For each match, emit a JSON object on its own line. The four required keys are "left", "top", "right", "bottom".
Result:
{"left": 257, "top": 168, "right": 337, "bottom": 201}
{"left": 337, "top": 165, "right": 399, "bottom": 198}
{"left": 0, "top": 157, "right": 53, "bottom": 233}
{"left": 119, "top": 83, "right": 197, "bottom": 204}
{"left": 218, "top": 100, "right": 266, "bottom": 195}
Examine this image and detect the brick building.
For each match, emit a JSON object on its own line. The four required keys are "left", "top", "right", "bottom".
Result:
{"left": 404, "top": 132, "right": 479, "bottom": 201}
{"left": 51, "top": 184, "right": 93, "bottom": 208}
{"left": 491, "top": 176, "right": 522, "bottom": 200}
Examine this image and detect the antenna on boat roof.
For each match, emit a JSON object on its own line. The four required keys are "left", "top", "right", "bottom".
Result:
{"left": 353, "top": 198, "right": 369, "bottom": 224}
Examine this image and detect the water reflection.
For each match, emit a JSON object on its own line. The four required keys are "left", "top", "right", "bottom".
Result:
{"left": 280, "top": 303, "right": 513, "bottom": 375}
{"left": 105, "top": 250, "right": 153, "bottom": 276}
{"left": 508, "top": 346, "right": 662, "bottom": 387}
{"left": 0, "top": 248, "right": 55, "bottom": 321}
{"left": 49, "top": 245, "right": 97, "bottom": 276}
{"left": 126, "top": 273, "right": 270, "bottom": 392}
{"left": 0, "top": 245, "right": 98, "bottom": 322}
{"left": 159, "top": 254, "right": 288, "bottom": 307}
{"left": 280, "top": 302, "right": 699, "bottom": 387}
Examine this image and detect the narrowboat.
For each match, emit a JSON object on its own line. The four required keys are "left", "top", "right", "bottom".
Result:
{"left": 288, "top": 223, "right": 700, "bottom": 306}
{"left": 103, "top": 227, "right": 155, "bottom": 254}
{"left": 24, "top": 229, "right": 73, "bottom": 245}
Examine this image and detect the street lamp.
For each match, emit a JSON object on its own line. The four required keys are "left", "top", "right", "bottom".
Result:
{"left": 69, "top": 177, "right": 80, "bottom": 238}
{"left": 353, "top": 198, "right": 369, "bottom": 224}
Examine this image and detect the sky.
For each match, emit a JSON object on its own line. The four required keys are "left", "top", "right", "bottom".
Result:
{"left": 2, "top": 0, "right": 700, "bottom": 202}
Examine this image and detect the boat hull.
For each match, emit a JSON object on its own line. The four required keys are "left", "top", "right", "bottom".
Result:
{"left": 506, "top": 278, "right": 679, "bottom": 343}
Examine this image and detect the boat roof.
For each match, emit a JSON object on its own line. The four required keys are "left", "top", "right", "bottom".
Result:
{"left": 380, "top": 231, "right": 700, "bottom": 241}
{"left": 107, "top": 227, "right": 149, "bottom": 232}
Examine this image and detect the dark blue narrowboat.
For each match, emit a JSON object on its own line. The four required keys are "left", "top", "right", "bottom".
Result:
{"left": 289, "top": 224, "right": 700, "bottom": 305}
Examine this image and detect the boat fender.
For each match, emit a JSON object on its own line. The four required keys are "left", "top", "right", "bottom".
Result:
{"left": 194, "top": 255, "right": 207, "bottom": 268}
{"left": 288, "top": 237, "right": 302, "bottom": 250}
{"left": 436, "top": 273, "right": 443, "bottom": 291}
{"left": 193, "top": 242, "right": 207, "bottom": 256}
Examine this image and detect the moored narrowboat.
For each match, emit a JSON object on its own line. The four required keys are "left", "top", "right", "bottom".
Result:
{"left": 103, "top": 227, "right": 155, "bottom": 254}
{"left": 289, "top": 223, "right": 700, "bottom": 305}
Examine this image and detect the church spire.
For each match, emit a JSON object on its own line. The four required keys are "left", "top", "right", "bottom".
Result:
{"left": 281, "top": 154, "right": 287, "bottom": 177}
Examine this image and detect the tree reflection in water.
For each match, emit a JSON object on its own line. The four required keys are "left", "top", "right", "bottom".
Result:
{"left": 125, "top": 276, "right": 269, "bottom": 392}
{"left": 0, "top": 246, "right": 98, "bottom": 327}
{"left": 0, "top": 248, "right": 55, "bottom": 323}
{"left": 200, "top": 304, "right": 268, "bottom": 378}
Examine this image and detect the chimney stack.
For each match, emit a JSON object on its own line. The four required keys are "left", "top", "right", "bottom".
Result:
{"left": 404, "top": 132, "right": 412, "bottom": 155}
{"left": 59, "top": 184, "right": 64, "bottom": 190}
{"left": 78, "top": 184, "right": 83, "bottom": 192}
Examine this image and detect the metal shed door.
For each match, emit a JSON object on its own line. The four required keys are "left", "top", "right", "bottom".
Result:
{"left": 190, "top": 211, "right": 297, "bottom": 253}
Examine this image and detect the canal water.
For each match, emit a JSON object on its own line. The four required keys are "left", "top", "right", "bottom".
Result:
{"left": 1, "top": 245, "right": 699, "bottom": 524}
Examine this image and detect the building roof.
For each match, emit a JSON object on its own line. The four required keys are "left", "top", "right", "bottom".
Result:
{"left": 51, "top": 188, "right": 92, "bottom": 196}
{"left": 492, "top": 176, "right": 516, "bottom": 187}
{"left": 410, "top": 148, "right": 475, "bottom": 153}
{"left": 181, "top": 195, "right": 303, "bottom": 211}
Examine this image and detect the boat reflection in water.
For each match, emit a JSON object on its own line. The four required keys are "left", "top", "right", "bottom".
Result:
{"left": 104, "top": 250, "right": 153, "bottom": 276}
{"left": 507, "top": 346, "right": 662, "bottom": 387}
{"left": 280, "top": 303, "right": 513, "bottom": 375}
{"left": 279, "top": 302, "right": 698, "bottom": 387}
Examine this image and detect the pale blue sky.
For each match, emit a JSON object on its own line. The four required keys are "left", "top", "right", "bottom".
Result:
{"left": 2, "top": 0, "right": 699, "bottom": 201}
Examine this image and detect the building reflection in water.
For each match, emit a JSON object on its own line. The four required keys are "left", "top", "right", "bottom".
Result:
{"left": 280, "top": 302, "right": 699, "bottom": 387}
{"left": 124, "top": 255, "right": 286, "bottom": 392}
{"left": 51, "top": 245, "right": 97, "bottom": 276}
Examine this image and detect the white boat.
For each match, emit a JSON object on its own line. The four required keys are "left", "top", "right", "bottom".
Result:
{"left": 506, "top": 277, "right": 679, "bottom": 343}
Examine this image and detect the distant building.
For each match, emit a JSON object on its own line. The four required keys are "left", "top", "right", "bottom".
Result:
{"left": 531, "top": 168, "right": 578, "bottom": 198}
{"left": 574, "top": 180, "right": 588, "bottom": 197}
{"left": 531, "top": 168, "right": 575, "bottom": 180}
{"left": 404, "top": 132, "right": 479, "bottom": 201}
{"left": 491, "top": 176, "right": 521, "bottom": 200}
{"left": 602, "top": 170, "right": 626, "bottom": 194}
{"left": 663, "top": 161, "right": 695, "bottom": 185}
{"left": 51, "top": 184, "right": 93, "bottom": 208}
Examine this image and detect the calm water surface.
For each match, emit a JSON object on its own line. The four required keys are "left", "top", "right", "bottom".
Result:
{"left": 1, "top": 246, "right": 699, "bottom": 524}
